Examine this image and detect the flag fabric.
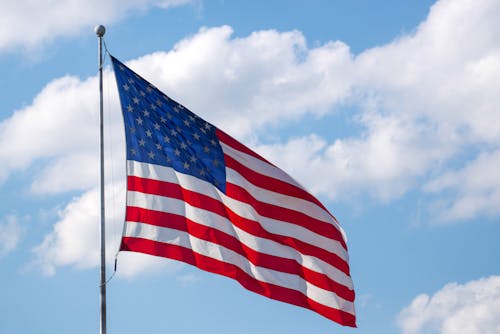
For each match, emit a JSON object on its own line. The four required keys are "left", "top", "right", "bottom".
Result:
{"left": 111, "top": 55, "right": 356, "bottom": 327}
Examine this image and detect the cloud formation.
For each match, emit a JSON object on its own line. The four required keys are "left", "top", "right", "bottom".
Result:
{"left": 33, "top": 182, "right": 174, "bottom": 277}
{"left": 398, "top": 276, "right": 500, "bottom": 334}
{"left": 0, "top": 0, "right": 192, "bottom": 52}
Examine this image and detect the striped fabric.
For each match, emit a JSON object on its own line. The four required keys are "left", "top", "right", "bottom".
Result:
{"left": 111, "top": 56, "right": 356, "bottom": 327}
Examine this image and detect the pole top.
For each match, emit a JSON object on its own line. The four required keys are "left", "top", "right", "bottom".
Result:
{"left": 95, "top": 25, "right": 106, "bottom": 37}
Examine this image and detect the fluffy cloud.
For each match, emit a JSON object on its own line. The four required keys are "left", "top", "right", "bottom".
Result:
{"left": 398, "top": 276, "right": 500, "bottom": 334}
{"left": 424, "top": 149, "right": 500, "bottom": 222}
{"left": 33, "top": 184, "right": 122, "bottom": 275}
{"left": 0, "top": 0, "right": 192, "bottom": 51}
{"left": 0, "top": 215, "right": 23, "bottom": 258}
{"left": 125, "top": 26, "right": 354, "bottom": 136}
{"left": 256, "top": 113, "right": 449, "bottom": 202}
{"left": 0, "top": 73, "right": 124, "bottom": 191}
{"left": 256, "top": 0, "right": 500, "bottom": 210}
{"left": 32, "top": 182, "right": 175, "bottom": 277}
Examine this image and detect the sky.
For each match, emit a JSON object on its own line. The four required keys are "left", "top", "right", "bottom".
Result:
{"left": 1, "top": 0, "right": 499, "bottom": 333}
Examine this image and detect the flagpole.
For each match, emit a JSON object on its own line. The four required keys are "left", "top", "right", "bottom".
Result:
{"left": 95, "top": 24, "right": 107, "bottom": 334}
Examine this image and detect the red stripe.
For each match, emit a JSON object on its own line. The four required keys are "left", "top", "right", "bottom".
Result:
{"left": 120, "top": 237, "right": 356, "bottom": 327}
{"left": 125, "top": 206, "right": 355, "bottom": 302}
{"left": 127, "top": 175, "right": 351, "bottom": 275}
{"left": 225, "top": 182, "right": 347, "bottom": 250}
{"left": 223, "top": 153, "right": 339, "bottom": 225}
{"left": 216, "top": 129, "right": 271, "bottom": 163}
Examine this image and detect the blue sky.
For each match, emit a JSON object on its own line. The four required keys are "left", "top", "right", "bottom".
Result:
{"left": 1, "top": 1, "right": 499, "bottom": 333}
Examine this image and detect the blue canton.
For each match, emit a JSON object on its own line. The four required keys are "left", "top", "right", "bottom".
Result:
{"left": 111, "top": 56, "right": 226, "bottom": 193}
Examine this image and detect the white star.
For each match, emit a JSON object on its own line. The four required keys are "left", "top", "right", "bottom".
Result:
{"left": 210, "top": 139, "right": 217, "bottom": 146}
{"left": 183, "top": 119, "right": 190, "bottom": 127}
{"left": 170, "top": 129, "right": 178, "bottom": 136}
{"left": 148, "top": 151, "right": 155, "bottom": 159}
{"left": 136, "top": 117, "right": 143, "bottom": 125}
{"left": 132, "top": 97, "right": 140, "bottom": 104}
{"left": 180, "top": 142, "right": 187, "bottom": 150}
{"left": 160, "top": 116, "right": 167, "bottom": 124}
{"left": 153, "top": 123, "right": 161, "bottom": 131}
{"left": 193, "top": 133, "right": 200, "bottom": 141}
{"left": 204, "top": 146, "right": 210, "bottom": 153}
{"left": 150, "top": 103, "right": 157, "bottom": 111}
{"left": 123, "top": 83, "right": 130, "bottom": 91}
{"left": 127, "top": 104, "right": 133, "bottom": 112}
{"left": 139, "top": 138, "right": 146, "bottom": 146}
{"left": 156, "top": 143, "right": 162, "bottom": 150}
{"left": 143, "top": 110, "right": 150, "bottom": 117}
{"left": 190, "top": 156, "right": 197, "bottom": 163}
{"left": 163, "top": 136, "right": 170, "bottom": 143}
{"left": 174, "top": 148, "right": 181, "bottom": 156}
{"left": 145, "top": 129, "right": 152, "bottom": 137}
{"left": 183, "top": 162, "right": 190, "bottom": 170}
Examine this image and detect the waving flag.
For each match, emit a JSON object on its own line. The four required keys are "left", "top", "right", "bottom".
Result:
{"left": 111, "top": 55, "right": 356, "bottom": 327}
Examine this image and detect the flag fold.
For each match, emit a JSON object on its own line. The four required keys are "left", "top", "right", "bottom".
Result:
{"left": 111, "top": 55, "right": 356, "bottom": 327}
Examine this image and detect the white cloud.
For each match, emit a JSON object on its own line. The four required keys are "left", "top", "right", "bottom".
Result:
{"left": 354, "top": 0, "right": 500, "bottom": 141}
{"left": 0, "top": 215, "right": 23, "bottom": 258}
{"left": 424, "top": 149, "right": 500, "bottom": 222}
{"left": 255, "top": 0, "right": 500, "bottom": 212}
{"left": 0, "top": 0, "right": 192, "bottom": 52}
{"left": 32, "top": 181, "right": 179, "bottom": 277}
{"left": 346, "top": 0, "right": 500, "bottom": 205}
{"left": 33, "top": 183, "right": 125, "bottom": 276}
{"left": 126, "top": 26, "right": 354, "bottom": 136}
{"left": 398, "top": 276, "right": 500, "bottom": 334}
{"left": 0, "top": 72, "right": 125, "bottom": 192}
{"left": 256, "top": 113, "right": 449, "bottom": 202}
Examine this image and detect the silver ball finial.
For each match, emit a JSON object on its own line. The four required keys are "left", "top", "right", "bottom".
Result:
{"left": 95, "top": 25, "right": 106, "bottom": 37}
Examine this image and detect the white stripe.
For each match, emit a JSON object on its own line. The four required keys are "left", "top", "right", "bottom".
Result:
{"left": 220, "top": 142, "right": 345, "bottom": 236}
{"left": 220, "top": 141, "right": 303, "bottom": 189}
{"left": 127, "top": 190, "right": 354, "bottom": 289}
{"left": 123, "top": 221, "right": 355, "bottom": 315}
{"left": 226, "top": 167, "right": 343, "bottom": 235}
{"left": 127, "top": 160, "right": 348, "bottom": 261}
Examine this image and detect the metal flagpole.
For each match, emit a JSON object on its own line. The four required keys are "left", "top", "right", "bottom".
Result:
{"left": 95, "top": 24, "right": 107, "bottom": 334}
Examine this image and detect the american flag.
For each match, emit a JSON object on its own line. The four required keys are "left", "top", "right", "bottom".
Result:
{"left": 111, "top": 55, "right": 356, "bottom": 327}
